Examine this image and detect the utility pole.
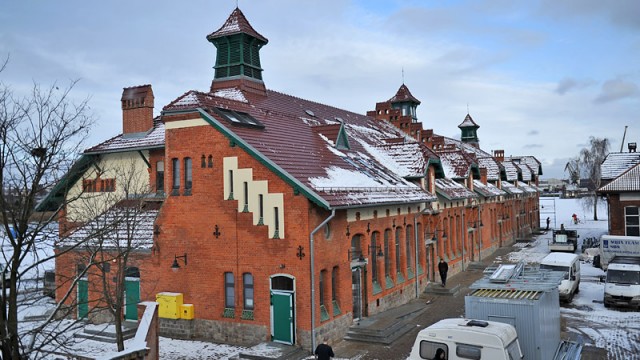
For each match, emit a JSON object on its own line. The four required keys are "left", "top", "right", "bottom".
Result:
{"left": 620, "top": 125, "right": 628, "bottom": 152}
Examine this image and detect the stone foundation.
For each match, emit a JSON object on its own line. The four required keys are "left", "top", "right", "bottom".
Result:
{"left": 158, "top": 318, "right": 268, "bottom": 346}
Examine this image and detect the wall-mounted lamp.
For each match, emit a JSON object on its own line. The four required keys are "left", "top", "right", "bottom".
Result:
{"left": 213, "top": 225, "right": 221, "bottom": 238}
{"left": 368, "top": 244, "right": 384, "bottom": 257}
{"left": 366, "top": 222, "right": 371, "bottom": 234}
{"left": 392, "top": 219, "right": 396, "bottom": 228}
{"left": 171, "top": 253, "right": 188, "bottom": 272}
{"left": 345, "top": 225, "right": 351, "bottom": 238}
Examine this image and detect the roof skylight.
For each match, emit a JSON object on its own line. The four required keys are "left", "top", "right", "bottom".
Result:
{"left": 214, "top": 108, "right": 264, "bottom": 128}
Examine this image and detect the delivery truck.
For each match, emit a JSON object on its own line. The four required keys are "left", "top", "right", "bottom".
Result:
{"left": 599, "top": 235, "right": 640, "bottom": 270}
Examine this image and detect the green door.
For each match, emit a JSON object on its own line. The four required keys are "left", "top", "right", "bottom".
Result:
{"left": 78, "top": 279, "right": 88, "bottom": 319}
{"left": 271, "top": 291, "right": 293, "bottom": 344}
{"left": 124, "top": 277, "right": 140, "bottom": 321}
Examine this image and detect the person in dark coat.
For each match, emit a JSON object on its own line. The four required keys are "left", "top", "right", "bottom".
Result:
{"left": 546, "top": 217, "right": 550, "bottom": 230}
{"left": 314, "top": 339, "right": 334, "bottom": 360}
{"left": 438, "top": 258, "right": 448, "bottom": 287}
{"left": 435, "top": 347, "right": 447, "bottom": 359}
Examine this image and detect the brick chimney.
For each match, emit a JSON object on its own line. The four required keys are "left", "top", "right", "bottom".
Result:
{"left": 493, "top": 149, "right": 504, "bottom": 162}
{"left": 121, "top": 85, "right": 154, "bottom": 134}
{"left": 480, "top": 167, "right": 488, "bottom": 185}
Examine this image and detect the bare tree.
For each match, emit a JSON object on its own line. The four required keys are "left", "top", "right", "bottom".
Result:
{"left": 1, "top": 60, "right": 96, "bottom": 359}
{"left": 579, "top": 137, "right": 610, "bottom": 221}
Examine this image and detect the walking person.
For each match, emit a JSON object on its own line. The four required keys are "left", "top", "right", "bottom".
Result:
{"left": 546, "top": 217, "right": 550, "bottom": 231}
{"left": 438, "top": 258, "right": 448, "bottom": 287}
{"left": 314, "top": 339, "right": 334, "bottom": 360}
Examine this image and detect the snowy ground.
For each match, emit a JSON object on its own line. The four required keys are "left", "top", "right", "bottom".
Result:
{"left": 16, "top": 197, "right": 639, "bottom": 359}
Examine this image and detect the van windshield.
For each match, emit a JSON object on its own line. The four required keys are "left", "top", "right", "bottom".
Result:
{"left": 540, "top": 264, "right": 570, "bottom": 279}
{"left": 607, "top": 270, "right": 640, "bottom": 285}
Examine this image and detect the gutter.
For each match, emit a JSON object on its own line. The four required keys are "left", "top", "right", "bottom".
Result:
{"left": 309, "top": 209, "right": 335, "bottom": 353}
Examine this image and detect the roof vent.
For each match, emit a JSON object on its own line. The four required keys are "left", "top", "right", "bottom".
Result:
{"left": 305, "top": 109, "right": 315, "bottom": 117}
{"left": 466, "top": 320, "right": 489, "bottom": 328}
{"left": 629, "top": 142, "right": 637, "bottom": 153}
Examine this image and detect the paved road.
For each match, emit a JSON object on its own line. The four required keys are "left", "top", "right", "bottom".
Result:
{"left": 330, "top": 245, "right": 607, "bottom": 360}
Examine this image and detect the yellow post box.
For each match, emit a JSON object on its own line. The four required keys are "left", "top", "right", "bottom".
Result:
{"left": 156, "top": 292, "right": 183, "bottom": 319}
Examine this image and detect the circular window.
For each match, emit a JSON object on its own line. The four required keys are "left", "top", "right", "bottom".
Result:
{"left": 324, "top": 223, "right": 331, "bottom": 239}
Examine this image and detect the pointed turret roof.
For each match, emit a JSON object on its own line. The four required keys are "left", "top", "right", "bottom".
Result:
{"left": 458, "top": 113, "right": 479, "bottom": 128}
{"left": 206, "top": 7, "right": 268, "bottom": 43}
{"left": 388, "top": 84, "right": 421, "bottom": 105}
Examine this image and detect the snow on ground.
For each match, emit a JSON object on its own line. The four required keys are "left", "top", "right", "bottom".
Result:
{"left": 15, "top": 197, "right": 639, "bottom": 359}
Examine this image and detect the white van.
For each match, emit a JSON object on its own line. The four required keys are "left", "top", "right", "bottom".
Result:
{"left": 409, "top": 318, "right": 523, "bottom": 360}
{"left": 540, "top": 252, "right": 580, "bottom": 302}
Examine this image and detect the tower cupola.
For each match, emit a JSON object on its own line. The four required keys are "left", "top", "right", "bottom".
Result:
{"left": 388, "top": 84, "right": 421, "bottom": 122}
{"left": 207, "top": 8, "right": 268, "bottom": 96}
{"left": 458, "top": 113, "right": 480, "bottom": 148}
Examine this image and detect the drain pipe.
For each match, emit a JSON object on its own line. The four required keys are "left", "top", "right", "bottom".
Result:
{"left": 310, "top": 209, "right": 335, "bottom": 354}
{"left": 414, "top": 214, "right": 420, "bottom": 298}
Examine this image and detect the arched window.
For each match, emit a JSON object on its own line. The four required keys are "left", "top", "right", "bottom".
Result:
{"left": 406, "top": 225, "right": 413, "bottom": 276}
{"left": 224, "top": 272, "right": 235, "bottom": 308}
{"left": 384, "top": 229, "right": 391, "bottom": 282}
{"left": 395, "top": 227, "right": 402, "bottom": 274}
{"left": 371, "top": 232, "right": 380, "bottom": 283}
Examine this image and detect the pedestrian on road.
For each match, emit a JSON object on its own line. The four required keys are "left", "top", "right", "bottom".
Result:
{"left": 314, "top": 339, "right": 334, "bottom": 360}
{"left": 438, "top": 258, "right": 448, "bottom": 287}
{"left": 546, "top": 217, "right": 550, "bottom": 230}
{"left": 435, "top": 347, "right": 447, "bottom": 359}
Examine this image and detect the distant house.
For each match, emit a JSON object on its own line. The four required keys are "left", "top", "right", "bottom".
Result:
{"left": 44, "top": 7, "right": 542, "bottom": 352}
{"left": 598, "top": 162, "right": 640, "bottom": 236}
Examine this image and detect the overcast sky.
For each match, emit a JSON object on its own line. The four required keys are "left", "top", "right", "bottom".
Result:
{"left": 1, "top": 0, "right": 639, "bottom": 179}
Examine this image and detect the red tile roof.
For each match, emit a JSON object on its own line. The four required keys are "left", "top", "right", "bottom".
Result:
{"left": 206, "top": 7, "right": 268, "bottom": 43}
{"left": 164, "top": 88, "right": 436, "bottom": 208}
{"left": 387, "top": 84, "right": 421, "bottom": 104}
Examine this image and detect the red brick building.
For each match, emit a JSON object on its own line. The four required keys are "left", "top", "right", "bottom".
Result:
{"left": 47, "top": 7, "right": 542, "bottom": 352}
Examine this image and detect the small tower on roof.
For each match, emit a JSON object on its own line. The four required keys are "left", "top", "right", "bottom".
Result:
{"left": 207, "top": 7, "right": 268, "bottom": 96}
{"left": 458, "top": 113, "right": 480, "bottom": 148}
{"left": 389, "top": 84, "right": 421, "bottom": 123}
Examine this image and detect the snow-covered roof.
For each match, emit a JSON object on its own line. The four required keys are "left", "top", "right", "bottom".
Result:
{"left": 511, "top": 156, "right": 542, "bottom": 176}
{"left": 442, "top": 137, "right": 502, "bottom": 181}
{"left": 501, "top": 181, "right": 524, "bottom": 195}
{"left": 501, "top": 160, "right": 520, "bottom": 181}
{"left": 517, "top": 182, "right": 538, "bottom": 194}
{"left": 435, "top": 178, "right": 478, "bottom": 200}
{"left": 473, "top": 180, "right": 506, "bottom": 197}
{"left": 458, "top": 113, "right": 479, "bottom": 128}
{"left": 206, "top": 7, "right": 268, "bottom": 43}
{"left": 435, "top": 147, "right": 475, "bottom": 179}
{"left": 84, "top": 118, "right": 164, "bottom": 154}
{"left": 58, "top": 201, "right": 160, "bottom": 250}
{"left": 598, "top": 163, "right": 640, "bottom": 192}
{"left": 600, "top": 152, "right": 640, "bottom": 180}
{"left": 162, "top": 88, "right": 434, "bottom": 209}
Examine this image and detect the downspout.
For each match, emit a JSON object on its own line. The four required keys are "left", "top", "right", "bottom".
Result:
{"left": 414, "top": 214, "right": 420, "bottom": 297}
{"left": 310, "top": 209, "right": 335, "bottom": 353}
{"left": 461, "top": 211, "right": 465, "bottom": 271}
